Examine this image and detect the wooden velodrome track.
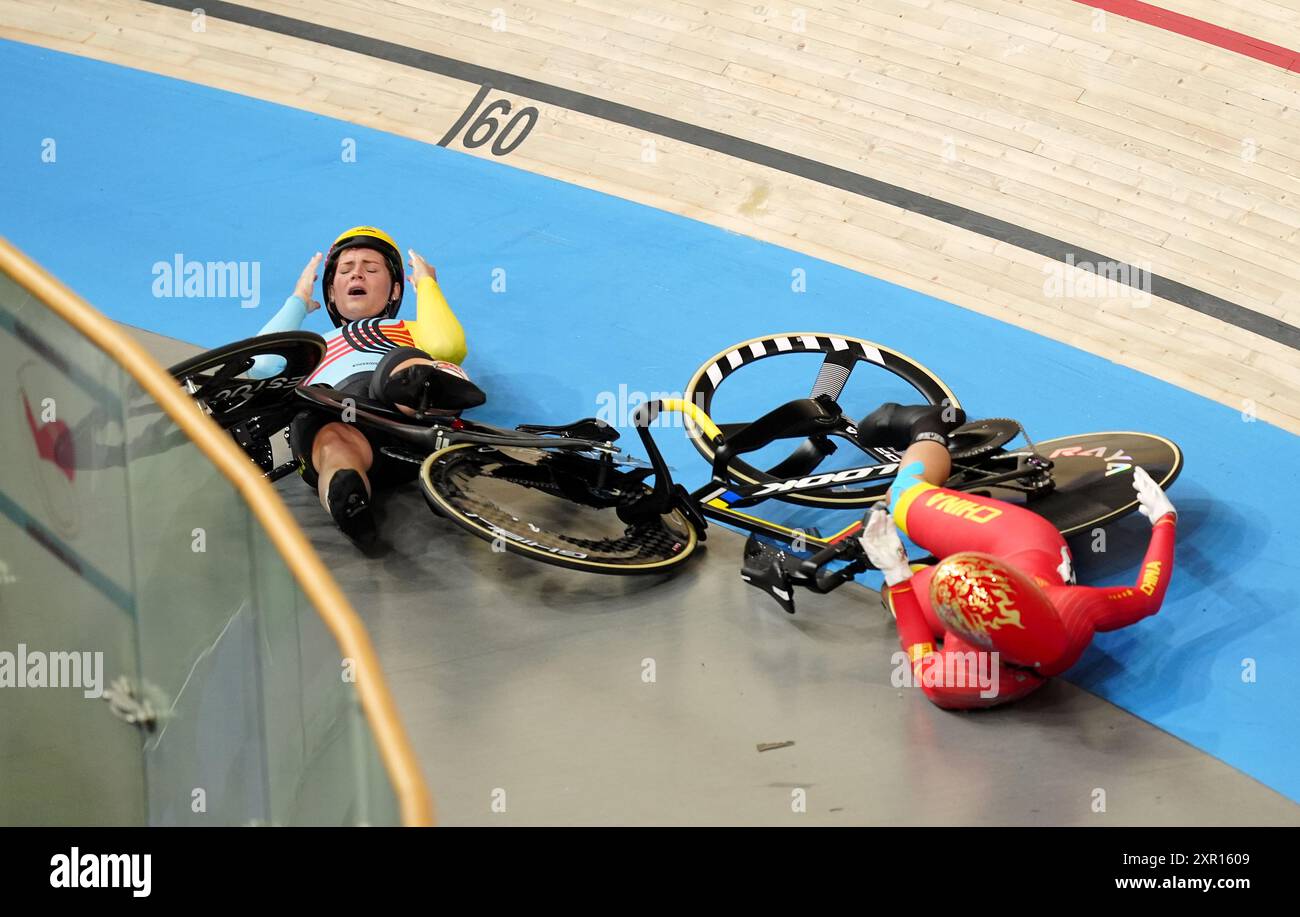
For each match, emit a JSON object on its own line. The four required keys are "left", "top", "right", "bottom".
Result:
{"left": 8, "top": 1, "right": 1300, "bottom": 824}
{"left": 6, "top": 0, "right": 1300, "bottom": 432}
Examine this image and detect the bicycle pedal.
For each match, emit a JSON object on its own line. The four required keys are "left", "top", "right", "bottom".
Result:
{"left": 741, "top": 535, "right": 797, "bottom": 614}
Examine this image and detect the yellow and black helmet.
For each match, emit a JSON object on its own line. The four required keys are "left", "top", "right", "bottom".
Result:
{"left": 321, "top": 225, "right": 404, "bottom": 327}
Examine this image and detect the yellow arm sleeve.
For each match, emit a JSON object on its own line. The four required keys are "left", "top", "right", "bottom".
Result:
{"left": 410, "top": 275, "right": 468, "bottom": 364}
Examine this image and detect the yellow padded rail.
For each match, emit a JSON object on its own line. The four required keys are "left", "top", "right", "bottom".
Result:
{"left": 0, "top": 238, "right": 434, "bottom": 827}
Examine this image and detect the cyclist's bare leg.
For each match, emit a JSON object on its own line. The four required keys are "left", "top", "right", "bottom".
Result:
{"left": 311, "top": 421, "right": 373, "bottom": 510}
{"left": 859, "top": 402, "right": 961, "bottom": 503}
{"left": 888, "top": 439, "right": 950, "bottom": 501}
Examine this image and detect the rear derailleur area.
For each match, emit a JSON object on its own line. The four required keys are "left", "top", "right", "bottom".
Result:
{"left": 952, "top": 448, "right": 1056, "bottom": 499}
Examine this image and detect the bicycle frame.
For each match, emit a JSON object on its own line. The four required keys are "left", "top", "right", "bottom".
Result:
{"left": 625, "top": 396, "right": 1066, "bottom": 613}
{"left": 294, "top": 384, "right": 626, "bottom": 456}
{"left": 288, "top": 384, "right": 1043, "bottom": 564}
{"left": 629, "top": 396, "right": 1050, "bottom": 552}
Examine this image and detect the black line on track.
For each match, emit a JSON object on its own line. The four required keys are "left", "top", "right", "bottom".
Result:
{"left": 143, "top": 0, "right": 1300, "bottom": 351}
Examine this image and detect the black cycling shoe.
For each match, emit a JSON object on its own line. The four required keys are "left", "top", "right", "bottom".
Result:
{"left": 857, "top": 402, "right": 966, "bottom": 450}
{"left": 325, "top": 469, "right": 375, "bottom": 542}
{"left": 381, "top": 363, "right": 486, "bottom": 413}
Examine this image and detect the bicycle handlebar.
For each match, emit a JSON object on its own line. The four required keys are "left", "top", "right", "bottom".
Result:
{"left": 631, "top": 398, "right": 722, "bottom": 440}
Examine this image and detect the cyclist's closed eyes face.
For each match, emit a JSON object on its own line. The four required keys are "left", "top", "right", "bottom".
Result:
{"left": 331, "top": 247, "right": 398, "bottom": 321}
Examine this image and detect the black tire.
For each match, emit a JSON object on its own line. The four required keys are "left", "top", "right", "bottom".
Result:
{"left": 169, "top": 331, "right": 326, "bottom": 430}
{"left": 682, "top": 332, "right": 959, "bottom": 508}
{"left": 420, "top": 444, "right": 700, "bottom": 574}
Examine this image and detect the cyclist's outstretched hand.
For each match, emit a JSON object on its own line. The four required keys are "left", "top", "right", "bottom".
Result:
{"left": 860, "top": 503, "right": 912, "bottom": 586}
{"left": 408, "top": 249, "right": 437, "bottom": 285}
{"left": 294, "top": 252, "right": 323, "bottom": 313}
{"left": 1133, "top": 466, "right": 1175, "bottom": 524}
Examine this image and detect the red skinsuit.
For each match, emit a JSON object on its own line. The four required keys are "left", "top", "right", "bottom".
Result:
{"left": 885, "top": 477, "right": 1176, "bottom": 709}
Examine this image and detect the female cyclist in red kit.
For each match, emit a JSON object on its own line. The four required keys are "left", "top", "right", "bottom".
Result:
{"left": 856, "top": 404, "right": 1178, "bottom": 709}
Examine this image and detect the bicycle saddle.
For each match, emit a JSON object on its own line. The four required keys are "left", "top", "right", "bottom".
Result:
{"left": 514, "top": 417, "right": 620, "bottom": 443}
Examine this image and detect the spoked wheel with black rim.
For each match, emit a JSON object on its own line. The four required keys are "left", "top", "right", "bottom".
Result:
{"left": 420, "top": 443, "right": 700, "bottom": 574}
{"left": 682, "top": 332, "right": 964, "bottom": 509}
{"left": 168, "top": 331, "right": 325, "bottom": 478}
{"left": 168, "top": 331, "right": 325, "bottom": 427}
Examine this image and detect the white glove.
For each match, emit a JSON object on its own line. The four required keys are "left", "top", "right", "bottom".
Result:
{"left": 1133, "top": 466, "right": 1175, "bottom": 525}
{"left": 860, "top": 503, "right": 912, "bottom": 586}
